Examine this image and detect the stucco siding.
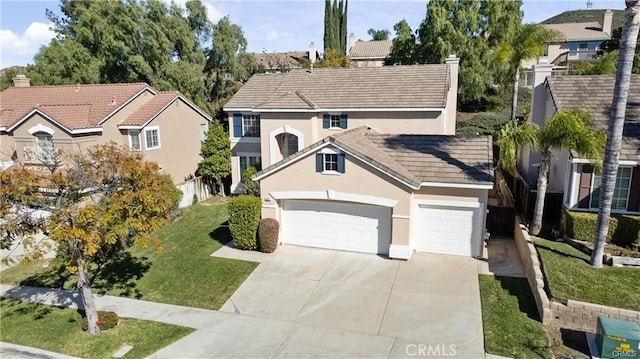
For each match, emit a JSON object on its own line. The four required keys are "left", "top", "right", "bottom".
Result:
{"left": 141, "top": 99, "right": 208, "bottom": 184}
{"left": 317, "top": 111, "right": 445, "bottom": 138}
{"left": 101, "top": 89, "right": 154, "bottom": 145}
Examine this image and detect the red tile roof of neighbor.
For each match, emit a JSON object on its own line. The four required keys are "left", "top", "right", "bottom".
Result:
{"left": 0, "top": 83, "right": 151, "bottom": 131}
{"left": 119, "top": 91, "right": 180, "bottom": 126}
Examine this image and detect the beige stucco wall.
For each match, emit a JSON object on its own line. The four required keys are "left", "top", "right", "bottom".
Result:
{"left": 230, "top": 140, "right": 262, "bottom": 188}
{"left": 353, "top": 59, "right": 385, "bottom": 67}
{"left": 9, "top": 113, "right": 99, "bottom": 163}
{"left": 0, "top": 133, "right": 16, "bottom": 161}
{"left": 141, "top": 99, "right": 209, "bottom": 184}
{"left": 100, "top": 89, "right": 154, "bottom": 146}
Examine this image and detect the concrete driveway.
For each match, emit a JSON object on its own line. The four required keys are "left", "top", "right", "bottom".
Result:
{"left": 219, "top": 245, "right": 485, "bottom": 358}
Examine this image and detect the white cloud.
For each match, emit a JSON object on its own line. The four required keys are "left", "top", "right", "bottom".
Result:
{"left": 204, "top": 1, "right": 224, "bottom": 23}
{"left": 265, "top": 29, "right": 278, "bottom": 41}
{"left": 0, "top": 22, "right": 55, "bottom": 67}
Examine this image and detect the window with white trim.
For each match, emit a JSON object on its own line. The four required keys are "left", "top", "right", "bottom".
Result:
{"left": 590, "top": 167, "right": 633, "bottom": 210}
{"left": 145, "top": 126, "right": 161, "bottom": 150}
{"left": 35, "top": 132, "right": 54, "bottom": 149}
{"left": 316, "top": 149, "right": 345, "bottom": 174}
{"left": 128, "top": 130, "right": 141, "bottom": 150}
{"left": 239, "top": 155, "right": 261, "bottom": 179}
{"left": 329, "top": 115, "right": 341, "bottom": 128}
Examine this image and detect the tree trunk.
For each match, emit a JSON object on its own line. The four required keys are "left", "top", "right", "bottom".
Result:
{"left": 78, "top": 256, "right": 101, "bottom": 335}
{"left": 217, "top": 179, "right": 226, "bottom": 197}
{"left": 511, "top": 67, "right": 520, "bottom": 120}
{"left": 530, "top": 151, "right": 550, "bottom": 235}
{"left": 591, "top": 1, "right": 640, "bottom": 267}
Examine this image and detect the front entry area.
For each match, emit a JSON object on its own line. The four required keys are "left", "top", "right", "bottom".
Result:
{"left": 413, "top": 203, "right": 482, "bottom": 257}
{"left": 281, "top": 200, "right": 391, "bottom": 255}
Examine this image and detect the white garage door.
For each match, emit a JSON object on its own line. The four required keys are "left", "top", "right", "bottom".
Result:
{"left": 282, "top": 200, "right": 391, "bottom": 255}
{"left": 414, "top": 205, "right": 480, "bottom": 257}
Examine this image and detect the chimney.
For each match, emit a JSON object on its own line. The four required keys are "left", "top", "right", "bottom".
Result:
{"left": 349, "top": 33, "right": 356, "bottom": 52}
{"left": 445, "top": 54, "right": 460, "bottom": 135}
{"left": 602, "top": 9, "right": 613, "bottom": 36}
{"left": 309, "top": 42, "right": 316, "bottom": 64}
{"left": 12, "top": 74, "right": 30, "bottom": 87}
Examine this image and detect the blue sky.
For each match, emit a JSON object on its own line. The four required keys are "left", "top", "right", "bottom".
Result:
{"left": 0, "top": 0, "right": 628, "bottom": 68}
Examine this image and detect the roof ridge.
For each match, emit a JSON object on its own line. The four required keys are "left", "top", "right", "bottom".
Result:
{"left": 3, "top": 82, "right": 150, "bottom": 90}
{"left": 294, "top": 90, "right": 317, "bottom": 109}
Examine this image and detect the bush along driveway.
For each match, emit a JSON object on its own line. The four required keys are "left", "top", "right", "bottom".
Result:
{"left": 0, "top": 199, "right": 258, "bottom": 310}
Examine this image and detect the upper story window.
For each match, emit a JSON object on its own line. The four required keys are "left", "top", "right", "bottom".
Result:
{"left": 200, "top": 123, "right": 208, "bottom": 141}
{"left": 316, "top": 149, "right": 345, "bottom": 174}
{"left": 145, "top": 126, "right": 161, "bottom": 150}
{"left": 323, "top": 114, "right": 348, "bottom": 129}
{"left": 128, "top": 130, "right": 141, "bottom": 150}
{"left": 233, "top": 113, "right": 260, "bottom": 138}
{"left": 579, "top": 43, "right": 588, "bottom": 51}
{"left": 35, "top": 132, "right": 54, "bottom": 149}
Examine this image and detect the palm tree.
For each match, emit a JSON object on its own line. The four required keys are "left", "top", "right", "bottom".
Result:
{"left": 497, "top": 110, "right": 606, "bottom": 235}
{"left": 591, "top": 0, "right": 640, "bottom": 268}
{"left": 496, "top": 24, "right": 559, "bottom": 120}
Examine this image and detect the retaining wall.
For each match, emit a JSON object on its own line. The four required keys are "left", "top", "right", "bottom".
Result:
{"left": 550, "top": 300, "right": 640, "bottom": 332}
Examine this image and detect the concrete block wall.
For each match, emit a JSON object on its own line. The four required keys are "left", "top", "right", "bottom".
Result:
{"left": 550, "top": 300, "right": 640, "bottom": 332}
{"left": 513, "top": 215, "right": 552, "bottom": 324}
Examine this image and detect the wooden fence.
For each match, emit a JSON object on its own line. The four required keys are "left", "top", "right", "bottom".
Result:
{"left": 502, "top": 171, "right": 564, "bottom": 228}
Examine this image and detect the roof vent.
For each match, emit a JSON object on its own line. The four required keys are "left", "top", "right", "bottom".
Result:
{"left": 75, "top": 84, "right": 81, "bottom": 92}
{"left": 110, "top": 96, "right": 116, "bottom": 105}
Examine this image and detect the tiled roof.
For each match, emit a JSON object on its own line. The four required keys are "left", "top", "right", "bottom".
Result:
{"left": 256, "top": 127, "right": 494, "bottom": 187}
{"left": 120, "top": 91, "right": 179, "bottom": 126}
{"left": 0, "top": 83, "right": 150, "bottom": 130}
{"left": 225, "top": 65, "right": 450, "bottom": 110}
{"left": 543, "top": 22, "right": 609, "bottom": 41}
{"left": 349, "top": 40, "right": 393, "bottom": 59}
{"left": 253, "top": 51, "right": 308, "bottom": 69}
{"left": 546, "top": 74, "right": 640, "bottom": 160}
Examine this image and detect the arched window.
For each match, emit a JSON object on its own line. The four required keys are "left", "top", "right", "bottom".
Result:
{"left": 277, "top": 133, "right": 299, "bottom": 157}
{"left": 34, "top": 132, "right": 54, "bottom": 149}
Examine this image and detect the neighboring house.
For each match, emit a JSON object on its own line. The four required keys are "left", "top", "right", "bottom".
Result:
{"left": 0, "top": 75, "right": 211, "bottom": 185}
{"left": 254, "top": 43, "right": 319, "bottom": 73}
{"left": 522, "top": 62, "right": 639, "bottom": 214}
{"left": 348, "top": 34, "right": 392, "bottom": 67}
{"left": 223, "top": 56, "right": 496, "bottom": 260}
{"left": 523, "top": 10, "right": 613, "bottom": 68}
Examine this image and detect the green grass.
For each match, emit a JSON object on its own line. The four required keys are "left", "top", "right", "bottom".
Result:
{"left": 1, "top": 200, "right": 258, "bottom": 310}
{"left": 479, "top": 275, "right": 552, "bottom": 359}
{"left": 0, "top": 297, "right": 193, "bottom": 359}
{"left": 535, "top": 239, "right": 640, "bottom": 312}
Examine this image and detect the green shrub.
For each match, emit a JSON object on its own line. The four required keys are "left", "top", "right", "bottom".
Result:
{"left": 241, "top": 165, "right": 261, "bottom": 197}
{"left": 258, "top": 218, "right": 279, "bottom": 253}
{"left": 228, "top": 195, "right": 262, "bottom": 250}
{"left": 565, "top": 211, "right": 640, "bottom": 247}
{"left": 82, "top": 311, "right": 119, "bottom": 331}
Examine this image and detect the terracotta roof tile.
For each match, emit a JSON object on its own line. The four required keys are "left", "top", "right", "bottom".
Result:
{"left": 546, "top": 75, "right": 640, "bottom": 160}
{"left": 0, "top": 83, "right": 150, "bottom": 130}
{"left": 349, "top": 40, "right": 393, "bottom": 59}
{"left": 120, "top": 91, "right": 179, "bottom": 126}
{"left": 225, "top": 65, "right": 450, "bottom": 110}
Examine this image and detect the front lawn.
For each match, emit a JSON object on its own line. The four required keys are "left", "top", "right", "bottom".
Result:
{"left": 0, "top": 297, "right": 193, "bottom": 359}
{"left": 535, "top": 238, "right": 640, "bottom": 311}
{"left": 1, "top": 199, "right": 258, "bottom": 310}
{"left": 479, "top": 275, "right": 552, "bottom": 358}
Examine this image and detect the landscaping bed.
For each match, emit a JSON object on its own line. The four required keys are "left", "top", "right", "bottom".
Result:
{"left": 0, "top": 199, "right": 258, "bottom": 310}
{"left": 478, "top": 274, "right": 552, "bottom": 358}
{"left": 535, "top": 238, "right": 640, "bottom": 311}
{"left": 0, "top": 297, "right": 193, "bottom": 359}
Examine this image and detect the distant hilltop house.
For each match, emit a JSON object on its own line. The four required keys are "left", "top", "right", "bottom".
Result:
{"left": 253, "top": 43, "right": 320, "bottom": 73}
{"left": 348, "top": 34, "right": 392, "bottom": 67}
{"left": 523, "top": 9, "right": 620, "bottom": 69}
{"left": 0, "top": 75, "right": 211, "bottom": 185}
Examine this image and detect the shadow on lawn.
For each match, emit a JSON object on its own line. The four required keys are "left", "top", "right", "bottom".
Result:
{"left": 209, "top": 221, "right": 231, "bottom": 245}
{"left": 535, "top": 241, "right": 589, "bottom": 264}
{"left": 494, "top": 275, "right": 541, "bottom": 321}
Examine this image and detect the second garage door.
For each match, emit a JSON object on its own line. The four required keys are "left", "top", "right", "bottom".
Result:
{"left": 414, "top": 204, "right": 480, "bottom": 257}
{"left": 282, "top": 200, "right": 391, "bottom": 255}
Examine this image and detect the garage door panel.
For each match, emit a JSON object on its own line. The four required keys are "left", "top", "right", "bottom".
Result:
{"left": 282, "top": 200, "right": 390, "bottom": 255}
{"left": 415, "top": 205, "right": 479, "bottom": 257}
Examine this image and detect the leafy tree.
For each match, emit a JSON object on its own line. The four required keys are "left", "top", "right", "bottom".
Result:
{"left": 496, "top": 110, "right": 605, "bottom": 235}
{"left": 317, "top": 48, "right": 352, "bottom": 68}
{"left": 197, "top": 121, "right": 232, "bottom": 196}
{"left": 0, "top": 143, "right": 182, "bottom": 334}
{"left": 591, "top": 0, "right": 640, "bottom": 268}
{"left": 570, "top": 51, "right": 620, "bottom": 75}
{"left": 367, "top": 28, "right": 390, "bottom": 41}
{"left": 323, "top": 0, "right": 348, "bottom": 54}
{"left": 595, "top": 25, "right": 640, "bottom": 74}
{"left": 495, "top": 24, "right": 559, "bottom": 119}
{"left": 0, "top": 66, "right": 31, "bottom": 91}
{"left": 385, "top": 19, "right": 417, "bottom": 65}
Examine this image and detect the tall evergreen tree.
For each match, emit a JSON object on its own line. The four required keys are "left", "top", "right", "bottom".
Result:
{"left": 385, "top": 20, "right": 417, "bottom": 65}
{"left": 323, "top": 0, "right": 347, "bottom": 54}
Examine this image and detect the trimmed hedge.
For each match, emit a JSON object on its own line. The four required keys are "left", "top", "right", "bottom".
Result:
{"left": 258, "top": 218, "right": 279, "bottom": 253}
{"left": 228, "top": 195, "right": 262, "bottom": 250}
{"left": 565, "top": 211, "right": 640, "bottom": 247}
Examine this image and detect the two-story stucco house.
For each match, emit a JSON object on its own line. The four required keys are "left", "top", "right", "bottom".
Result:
{"left": 521, "top": 62, "right": 639, "bottom": 215}
{"left": 223, "top": 57, "right": 495, "bottom": 260}
{"left": 0, "top": 76, "right": 210, "bottom": 184}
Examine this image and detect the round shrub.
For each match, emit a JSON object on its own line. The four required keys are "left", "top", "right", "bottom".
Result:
{"left": 258, "top": 218, "right": 279, "bottom": 253}
{"left": 82, "top": 311, "right": 119, "bottom": 331}
{"left": 228, "top": 195, "right": 262, "bottom": 250}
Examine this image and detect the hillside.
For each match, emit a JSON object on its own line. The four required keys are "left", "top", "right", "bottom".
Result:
{"left": 540, "top": 9, "right": 625, "bottom": 30}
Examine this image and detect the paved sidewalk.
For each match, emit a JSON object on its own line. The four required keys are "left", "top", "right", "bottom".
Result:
{"left": 0, "top": 342, "right": 80, "bottom": 359}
